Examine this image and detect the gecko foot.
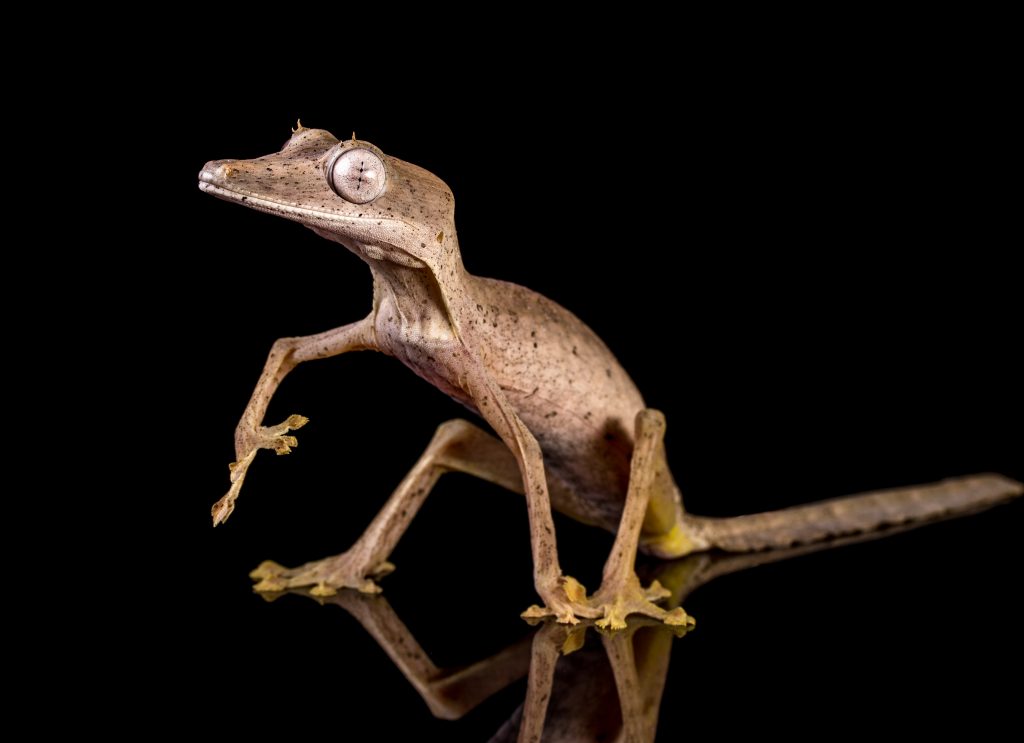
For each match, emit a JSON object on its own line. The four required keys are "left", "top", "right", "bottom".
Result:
{"left": 250, "top": 553, "right": 396, "bottom": 596}
{"left": 236, "top": 413, "right": 309, "bottom": 460}
{"left": 521, "top": 575, "right": 603, "bottom": 625}
{"left": 591, "top": 575, "right": 694, "bottom": 631}
{"left": 212, "top": 414, "right": 309, "bottom": 527}
{"left": 523, "top": 575, "right": 693, "bottom": 631}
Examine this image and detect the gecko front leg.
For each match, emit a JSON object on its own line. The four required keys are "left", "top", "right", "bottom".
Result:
{"left": 212, "top": 316, "right": 377, "bottom": 525}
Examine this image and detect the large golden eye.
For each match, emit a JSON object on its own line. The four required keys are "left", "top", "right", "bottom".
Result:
{"left": 328, "top": 148, "right": 386, "bottom": 204}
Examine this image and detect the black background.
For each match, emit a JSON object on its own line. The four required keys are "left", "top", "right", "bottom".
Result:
{"left": 142, "top": 48, "right": 1020, "bottom": 740}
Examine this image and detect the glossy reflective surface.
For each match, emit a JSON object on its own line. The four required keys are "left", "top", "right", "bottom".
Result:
{"left": 174, "top": 498, "right": 1021, "bottom": 741}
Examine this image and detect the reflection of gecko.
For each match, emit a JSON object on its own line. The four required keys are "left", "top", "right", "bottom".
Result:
{"left": 199, "top": 124, "right": 1023, "bottom": 628}
{"left": 272, "top": 523, "right": 955, "bottom": 742}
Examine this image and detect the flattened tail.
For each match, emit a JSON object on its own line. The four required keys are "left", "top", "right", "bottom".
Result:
{"left": 673, "top": 473, "right": 1023, "bottom": 555}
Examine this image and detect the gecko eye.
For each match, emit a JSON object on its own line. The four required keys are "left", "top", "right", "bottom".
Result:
{"left": 328, "top": 148, "right": 386, "bottom": 204}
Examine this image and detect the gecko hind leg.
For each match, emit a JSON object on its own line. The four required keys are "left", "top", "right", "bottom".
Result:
{"left": 519, "top": 409, "right": 694, "bottom": 630}
{"left": 590, "top": 409, "right": 694, "bottom": 630}
{"left": 252, "top": 418, "right": 525, "bottom": 596}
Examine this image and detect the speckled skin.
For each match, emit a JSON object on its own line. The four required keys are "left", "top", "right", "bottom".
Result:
{"left": 200, "top": 126, "right": 1023, "bottom": 627}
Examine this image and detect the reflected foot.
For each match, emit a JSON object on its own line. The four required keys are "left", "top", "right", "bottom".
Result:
{"left": 522, "top": 575, "right": 693, "bottom": 631}
{"left": 250, "top": 553, "right": 396, "bottom": 596}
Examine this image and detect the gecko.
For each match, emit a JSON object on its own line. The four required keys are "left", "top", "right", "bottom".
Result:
{"left": 199, "top": 123, "right": 1023, "bottom": 629}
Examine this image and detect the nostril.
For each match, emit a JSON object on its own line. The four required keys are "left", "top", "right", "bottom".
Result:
{"left": 199, "top": 159, "right": 238, "bottom": 183}
{"left": 214, "top": 159, "right": 237, "bottom": 178}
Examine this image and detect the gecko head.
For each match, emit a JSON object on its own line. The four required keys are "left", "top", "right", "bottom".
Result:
{"left": 199, "top": 126, "right": 459, "bottom": 272}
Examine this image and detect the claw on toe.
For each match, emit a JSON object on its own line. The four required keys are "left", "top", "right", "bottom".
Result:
{"left": 272, "top": 435, "right": 298, "bottom": 454}
{"left": 596, "top": 607, "right": 629, "bottom": 631}
{"left": 521, "top": 603, "right": 582, "bottom": 626}
{"left": 521, "top": 604, "right": 551, "bottom": 624}
{"left": 253, "top": 576, "right": 289, "bottom": 593}
{"left": 249, "top": 560, "right": 287, "bottom": 580}
{"left": 663, "top": 607, "right": 694, "bottom": 627}
{"left": 643, "top": 579, "right": 671, "bottom": 601}
{"left": 354, "top": 579, "right": 382, "bottom": 595}
{"left": 211, "top": 494, "right": 236, "bottom": 527}
{"left": 309, "top": 582, "right": 338, "bottom": 597}
{"left": 283, "top": 414, "right": 309, "bottom": 430}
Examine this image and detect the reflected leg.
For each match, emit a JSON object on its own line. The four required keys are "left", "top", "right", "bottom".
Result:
{"left": 602, "top": 630, "right": 652, "bottom": 743}
{"left": 516, "top": 622, "right": 587, "bottom": 743}
{"left": 267, "top": 588, "right": 533, "bottom": 720}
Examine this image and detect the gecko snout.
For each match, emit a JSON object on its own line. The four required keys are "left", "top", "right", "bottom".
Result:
{"left": 199, "top": 159, "right": 238, "bottom": 186}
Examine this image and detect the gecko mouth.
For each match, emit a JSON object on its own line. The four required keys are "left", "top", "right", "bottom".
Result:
{"left": 197, "top": 165, "right": 403, "bottom": 229}
{"left": 197, "top": 160, "right": 334, "bottom": 219}
{"left": 197, "top": 167, "right": 314, "bottom": 218}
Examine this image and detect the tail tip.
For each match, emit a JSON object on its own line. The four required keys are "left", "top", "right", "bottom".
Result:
{"left": 966, "top": 472, "right": 1024, "bottom": 498}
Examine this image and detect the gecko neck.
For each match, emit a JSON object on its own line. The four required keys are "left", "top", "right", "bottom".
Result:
{"left": 368, "top": 255, "right": 467, "bottom": 335}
